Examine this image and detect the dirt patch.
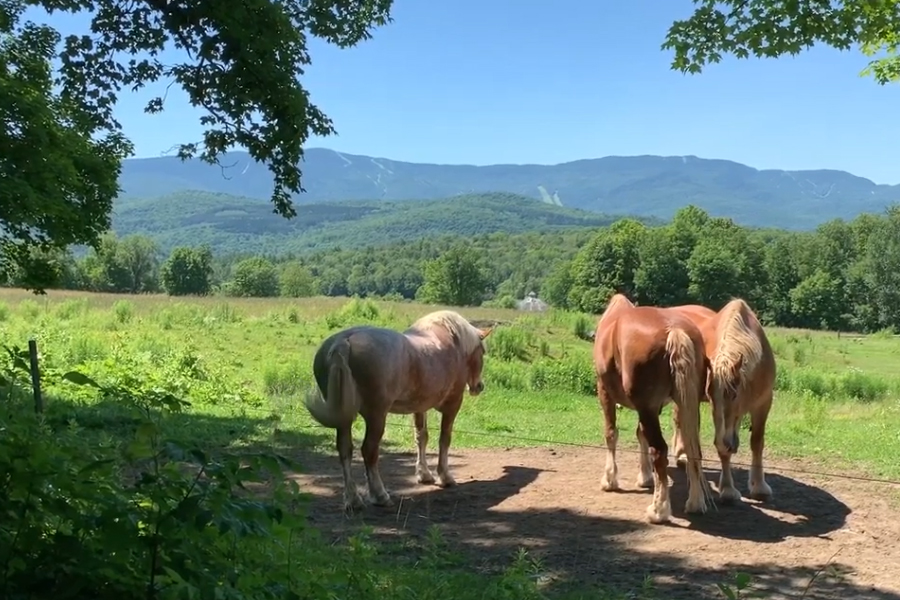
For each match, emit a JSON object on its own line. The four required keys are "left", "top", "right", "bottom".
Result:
{"left": 291, "top": 445, "right": 900, "bottom": 599}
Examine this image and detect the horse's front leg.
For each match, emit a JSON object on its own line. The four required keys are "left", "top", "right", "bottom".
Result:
{"left": 436, "top": 399, "right": 462, "bottom": 487}
{"left": 413, "top": 411, "right": 436, "bottom": 485}
{"left": 748, "top": 392, "right": 773, "bottom": 501}
{"left": 361, "top": 413, "right": 392, "bottom": 506}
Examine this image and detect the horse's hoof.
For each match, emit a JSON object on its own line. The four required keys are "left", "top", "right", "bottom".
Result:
{"left": 749, "top": 480, "right": 773, "bottom": 501}
{"left": 719, "top": 486, "right": 743, "bottom": 505}
{"left": 370, "top": 492, "right": 393, "bottom": 507}
{"left": 674, "top": 454, "right": 688, "bottom": 470}
{"left": 635, "top": 474, "right": 654, "bottom": 489}
{"left": 416, "top": 470, "right": 436, "bottom": 485}
{"left": 343, "top": 492, "right": 366, "bottom": 514}
{"left": 684, "top": 496, "right": 709, "bottom": 515}
{"left": 600, "top": 476, "right": 620, "bottom": 492}
{"left": 646, "top": 501, "right": 672, "bottom": 524}
{"left": 438, "top": 474, "right": 457, "bottom": 488}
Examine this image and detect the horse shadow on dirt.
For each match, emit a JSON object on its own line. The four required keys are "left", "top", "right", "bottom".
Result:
{"left": 293, "top": 447, "right": 897, "bottom": 600}
{"left": 665, "top": 464, "right": 852, "bottom": 543}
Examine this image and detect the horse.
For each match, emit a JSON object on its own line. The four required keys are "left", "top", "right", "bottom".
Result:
{"left": 304, "top": 309, "right": 493, "bottom": 512}
{"left": 593, "top": 293, "right": 715, "bottom": 523}
{"left": 673, "top": 298, "right": 776, "bottom": 503}
{"left": 662, "top": 304, "right": 717, "bottom": 468}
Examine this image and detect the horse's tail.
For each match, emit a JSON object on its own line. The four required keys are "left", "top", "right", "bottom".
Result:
{"left": 666, "top": 327, "right": 713, "bottom": 499}
{"left": 304, "top": 339, "right": 361, "bottom": 429}
{"left": 710, "top": 299, "right": 764, "bottom": 407}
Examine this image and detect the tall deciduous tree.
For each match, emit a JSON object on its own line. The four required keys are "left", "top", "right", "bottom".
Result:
{"left": 160, "top": 246, "right": 214, "bottom": 296}
{"left": 417, "top": 245, "right": 488, "bottom": 307}
{"left": 1, "top": 0, "right": 393, "bottom": 289}
{"left": 664, "top": 0, "right": 900, "bottom": 84}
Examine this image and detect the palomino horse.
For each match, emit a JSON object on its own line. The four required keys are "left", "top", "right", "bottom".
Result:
{"left": 304, "top": 310, "right": 492, "bottom": 512}
{"left": 670, "top": 298, "right": 776, "bottom": 503}
{"left": 593, "top": 294, "right": 714, "bottom": 523}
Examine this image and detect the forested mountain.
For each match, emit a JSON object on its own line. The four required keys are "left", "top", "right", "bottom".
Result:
{"left": 118, "top": 148, "right": 900, "bottom": 229}
{"left": 111, "top": 191, "right": 661, "bottom": 255}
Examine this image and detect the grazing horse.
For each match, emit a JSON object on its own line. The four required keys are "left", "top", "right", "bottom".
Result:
{"left": 684, "top": 298, "right": 775, "bottom": 503}
{"left": 304, "top": 310, "right": 492, "bottom": 512}
{"left": 593, "top": 294, "right": 714, "bottom": 523}
{"left": 663, "top": 304, "right": 716, "bottom": 468}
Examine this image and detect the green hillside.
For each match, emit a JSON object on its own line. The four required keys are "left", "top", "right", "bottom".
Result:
{"left": 111, "top": 190, "right": 662, "bottom": 255}
{"left": 117, "top": 148, "right": 900, "bottom": 229}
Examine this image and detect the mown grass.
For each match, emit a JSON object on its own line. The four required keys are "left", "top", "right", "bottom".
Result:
{"left": 2, "top": 288, "right": 900, "bottom": 598}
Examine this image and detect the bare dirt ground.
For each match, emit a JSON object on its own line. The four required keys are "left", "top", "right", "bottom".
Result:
{"left": 290, "top": 445, "right": 900, "bottom": 599}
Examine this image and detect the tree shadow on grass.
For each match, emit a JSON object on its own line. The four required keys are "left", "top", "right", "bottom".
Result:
{"left": 14, "top": 392, "right": 895, "bottom": 600}
{"left": 287, "top": 446, "right": 897, "bottom": 600}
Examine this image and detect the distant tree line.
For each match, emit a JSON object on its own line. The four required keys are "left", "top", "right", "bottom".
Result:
{"left": 5, "top": 204, "right": 900, "bottom": 333}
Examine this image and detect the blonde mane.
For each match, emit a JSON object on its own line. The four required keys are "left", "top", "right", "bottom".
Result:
{"left": 712, "top": 298, "right": 764, "bottom": 394}
{"left": 410, "top": 310, "right": 484, "bottom": 355}
{"left": 599, "top": 293, "right": 634, "bottom": 324}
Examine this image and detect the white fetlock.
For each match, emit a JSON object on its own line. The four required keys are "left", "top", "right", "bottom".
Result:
{"left": 635, "top": 472, "right": 654, "bottom": 489}
{"left": 438, "top": 471, "right": 457, "bottom": 488}
{"left": 601, "top": 473, "right": 620, "bottom": 492}
{"left": 646, "top": 499, "right": 672, "bottom": 524}
{"left": 416, "top": 468, "right": 436, "bottom": 485}
{"left": 684, "top": 493, "right": 709, "bottom": 515}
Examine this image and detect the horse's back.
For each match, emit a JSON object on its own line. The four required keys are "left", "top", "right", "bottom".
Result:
{"left": 596, "top": 305, "right": 703, "bottom": 402}
{"left": 314, "top": 325, "right": 411, "bottom": 396}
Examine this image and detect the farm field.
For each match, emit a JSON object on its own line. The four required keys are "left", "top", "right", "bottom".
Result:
{"left": 2, "top": 288, "right": 900, "bottom": 599}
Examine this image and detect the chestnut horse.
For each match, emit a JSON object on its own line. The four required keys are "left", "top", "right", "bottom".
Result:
{"left": 593, "top": 294, "right": 714, "bottom": 523}
{"left": 664, "top": 304, "right": 716, "bottom": 468}
{"left": 304, "top": 310, "right": 492, "bottom": 512}
{"left": 672, "top": 298, "right": 776, "bottom": 503}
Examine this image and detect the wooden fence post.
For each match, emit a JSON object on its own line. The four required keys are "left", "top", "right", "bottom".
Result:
{"left": 28, "top": 339, "right": 43, "bottom": 414}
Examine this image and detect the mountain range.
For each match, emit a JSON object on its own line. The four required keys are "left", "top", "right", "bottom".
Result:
{"left": 117, "top": 148, "right": 900, "bottom": 230}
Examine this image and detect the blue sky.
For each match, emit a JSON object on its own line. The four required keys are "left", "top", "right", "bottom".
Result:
{"left": 39, "top": 0, "right": 900, "bottom": 183}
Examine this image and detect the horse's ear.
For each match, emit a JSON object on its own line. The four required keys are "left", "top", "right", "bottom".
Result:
{"left": 478, "top": 327, "right": 493, "bottom": 339}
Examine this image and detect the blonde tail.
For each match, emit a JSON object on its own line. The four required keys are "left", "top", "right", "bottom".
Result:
{"left": 666, "top": 328, "right": 715, "bottom": 508}
{"left": 304, "top": 339, "right": 361, "bottom": 429}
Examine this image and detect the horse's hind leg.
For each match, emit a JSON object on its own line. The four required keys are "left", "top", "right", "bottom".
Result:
{"left": 413, "top": 412, "right": 436, "bottom": 485}
{"left": 638, "top": 409, "right": 672, "bottom": 524}
{"left": 670, "top": 403, "right": 688, "bottom": 468}
{"left": 748, "top": 392, "right": 773, "bottom": 501}
{"left": 436, "top": 399, "right": 462, "bottom": 487}
{"left": 361, "top": 414, "right": 392, "bottom": 506}
{"left": 337, "top": 427, "right": 365, "bottom": 512}
{"left": 635, "top": 424, "right": 654, "bottom": 489}
{"left": 598, "top": 382, "right": 620, "bottom": 492}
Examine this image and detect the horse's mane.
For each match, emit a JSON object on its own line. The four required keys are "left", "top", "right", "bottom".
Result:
{"left": 602, "top": 293, "right": 634, "bottom": 318}
{"left": 712, "top": 298, "right": 764, "bottom": 392}
{"left": 410, "top": 310, "right": 483, "bottom": 355}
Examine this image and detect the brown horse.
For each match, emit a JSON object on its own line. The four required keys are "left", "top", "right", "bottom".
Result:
{"left": 304, "top": 310, "right": 492, "bottom": 512}
{"left": 663, "top": 304, "right": 716, "bottom": 467}
{"left": 685, "top": 298, "right": 775, "bottom": 503}
{"left": 593, "top": 294, "right": 714, "bottom": 523}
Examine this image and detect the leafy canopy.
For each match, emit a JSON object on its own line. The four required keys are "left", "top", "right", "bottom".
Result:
{"left": 663, "top": 0, "right": 900, "bottom": 84}
{"left": 1, "top": 0, "right": 393, "bottom": 288}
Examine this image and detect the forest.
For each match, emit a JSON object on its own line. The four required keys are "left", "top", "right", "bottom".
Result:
{"left": 6, "top": 204, "right": 899, "bottom": 334}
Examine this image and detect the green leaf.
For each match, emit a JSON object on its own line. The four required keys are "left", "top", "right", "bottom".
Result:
{"left": 62, "top": 370, "right": 102, "bottom": 388}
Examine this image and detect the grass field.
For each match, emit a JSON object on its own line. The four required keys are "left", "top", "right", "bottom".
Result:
{"left": 2, "top": 288, "right": 900, "bottom": 599}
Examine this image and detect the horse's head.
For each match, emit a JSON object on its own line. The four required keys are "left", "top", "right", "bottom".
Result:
{"left": 466, "top": 327, "right": 493, "bottom": 396}
{"left": 708, "top": 355, "right": 744, "bottom": 456}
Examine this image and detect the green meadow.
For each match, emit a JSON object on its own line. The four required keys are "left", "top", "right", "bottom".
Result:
{"left": 2, "top": 288, "right": 899, "bottom": 600}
